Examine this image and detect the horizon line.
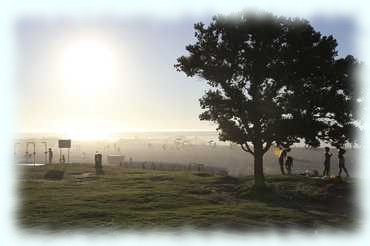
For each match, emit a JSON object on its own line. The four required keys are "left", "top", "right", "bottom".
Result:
{"left": 16, "top": 129, "right": 218, "bottom": 134}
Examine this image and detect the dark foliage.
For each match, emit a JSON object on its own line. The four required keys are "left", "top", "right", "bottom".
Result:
{"left": 175, "top": 12, "right": 360, "bottom": 187}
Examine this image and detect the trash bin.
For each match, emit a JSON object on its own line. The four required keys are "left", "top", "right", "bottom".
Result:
{"left": 94, "top": 152, "right": 104, "bottom": 175}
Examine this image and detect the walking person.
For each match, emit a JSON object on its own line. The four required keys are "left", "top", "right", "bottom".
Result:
{"left": 322, "top": 147, "right": 332, "bottom": 176}
{"left": 285, "top": 156, "right": 293, "bottom": 175}
{"left": 338, "top": 148, "right": 349, "bottom": 177}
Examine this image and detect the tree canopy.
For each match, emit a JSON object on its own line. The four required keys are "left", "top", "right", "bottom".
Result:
{"left": 175, "top": 12, "right": 360, "bottom": 188}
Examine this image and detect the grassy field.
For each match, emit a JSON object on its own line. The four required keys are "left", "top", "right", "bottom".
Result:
{"left": 18, "top": 164, "right": 357, "bottom": 232}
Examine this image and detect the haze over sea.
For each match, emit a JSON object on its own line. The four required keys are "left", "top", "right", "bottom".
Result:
{"left": 15, "top": 130, "right": 358, "bottom": 177}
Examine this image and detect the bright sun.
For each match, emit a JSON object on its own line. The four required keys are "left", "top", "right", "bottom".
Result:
{"left": 54, "top": 35, "right": 121, "bottom": 140}
{"left": 58, "top": 37, "right": 118, "bottom": 96}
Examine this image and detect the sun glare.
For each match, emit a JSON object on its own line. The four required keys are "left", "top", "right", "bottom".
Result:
{"left": 64, "top": 129, "right": 114, "bottom": 141}
{"left": 57, "top": 36, "right": 119, "bottom": 96}
{"left": 52, "top": 34, "right": 122, "bottom": 139}
{"left": 57, "top": 121, "right": 117, "bottom": 141}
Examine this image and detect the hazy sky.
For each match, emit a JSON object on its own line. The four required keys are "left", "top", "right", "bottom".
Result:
{"left": 16, "top": 14, "right": 356, "bottom": 138}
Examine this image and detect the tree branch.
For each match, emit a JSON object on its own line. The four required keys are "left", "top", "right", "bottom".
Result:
{"left": 241, "top": 142, "right": 254, "bottom": 155}
{"left": 262, "top": 141, "right": 272, "bottom": 154}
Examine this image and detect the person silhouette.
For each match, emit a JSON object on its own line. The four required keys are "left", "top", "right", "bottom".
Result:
{"left": 285, "top": 156, "right": 293, "bottom": 175}
{"left": 48, "top": 148, "right": 53, "bottom": 164}
{"left": 322, "top": 147, "right": 332, "bottom": 176}
{"left": 278, "top": 148, "right": 288, "bottom": 175}
{"left": 338, "top": 148, "right": 349, "bottom": 177}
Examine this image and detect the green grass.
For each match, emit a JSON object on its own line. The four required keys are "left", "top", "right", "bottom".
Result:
{"left": 18, "top": 164, "right": 357, "bottom": 231}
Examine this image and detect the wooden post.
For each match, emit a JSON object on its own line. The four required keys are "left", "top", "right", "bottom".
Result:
{"left": 33, "top": 143, "right": 35, "bottom": 167}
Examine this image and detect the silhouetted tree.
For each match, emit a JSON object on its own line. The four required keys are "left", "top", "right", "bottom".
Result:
{"left": 175, "top": 12, "right": 360, "bottom": 189}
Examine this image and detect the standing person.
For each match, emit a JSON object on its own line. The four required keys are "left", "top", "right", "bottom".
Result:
{"left": 61, "top": 155, "right": 66, "bottom": 164}
{"left": 285, "top": 156, "right": 293, "bottom": 175}
{"left": 322, "top": 147, "right": 332, "bottom": 176}
{"left": 278, "top": 148, "right": 287, "bottom": 175}
{"left": 48, "top": 148, "right": 53, "bottom": 164}
{"left": 338, "top": 148, "right": 349, "bottom": 177}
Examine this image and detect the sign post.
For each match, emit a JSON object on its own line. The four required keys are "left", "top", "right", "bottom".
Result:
{"left": 41, "top": 141, "right": 48, "bottom": 165}
{"left": 58, "top": 139, "right": 71, "bottom": 164}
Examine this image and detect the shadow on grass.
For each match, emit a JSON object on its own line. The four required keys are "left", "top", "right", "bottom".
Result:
{"left": 236, "top": 176, "right": 355, "bottom": 213}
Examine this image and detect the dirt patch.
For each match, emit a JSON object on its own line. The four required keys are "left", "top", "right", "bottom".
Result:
{"left": 44, "top": 170, "right": 65, "bottom": 180}
{"left": 193, "top": 172, "right": 213, "bottom": 177}
{"left": 149, "top": 176, "right": 175, "bottom": 182}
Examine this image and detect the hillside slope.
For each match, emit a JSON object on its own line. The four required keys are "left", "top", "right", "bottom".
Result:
{"left": 18, "top": 164, "right": 357, "bottom": 232}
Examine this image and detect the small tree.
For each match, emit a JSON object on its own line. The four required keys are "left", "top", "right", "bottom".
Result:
{"left": 175, "top": 12, "right": 359, "bottom": 189}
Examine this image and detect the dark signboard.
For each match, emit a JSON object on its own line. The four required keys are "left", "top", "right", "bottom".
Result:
{"left": 58, "top": 139, "right": 71, "bottom": 148}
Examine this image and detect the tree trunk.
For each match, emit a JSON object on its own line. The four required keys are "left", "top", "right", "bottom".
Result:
{"left": 253, "top": 142, "right": 266, "bottom": 189}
